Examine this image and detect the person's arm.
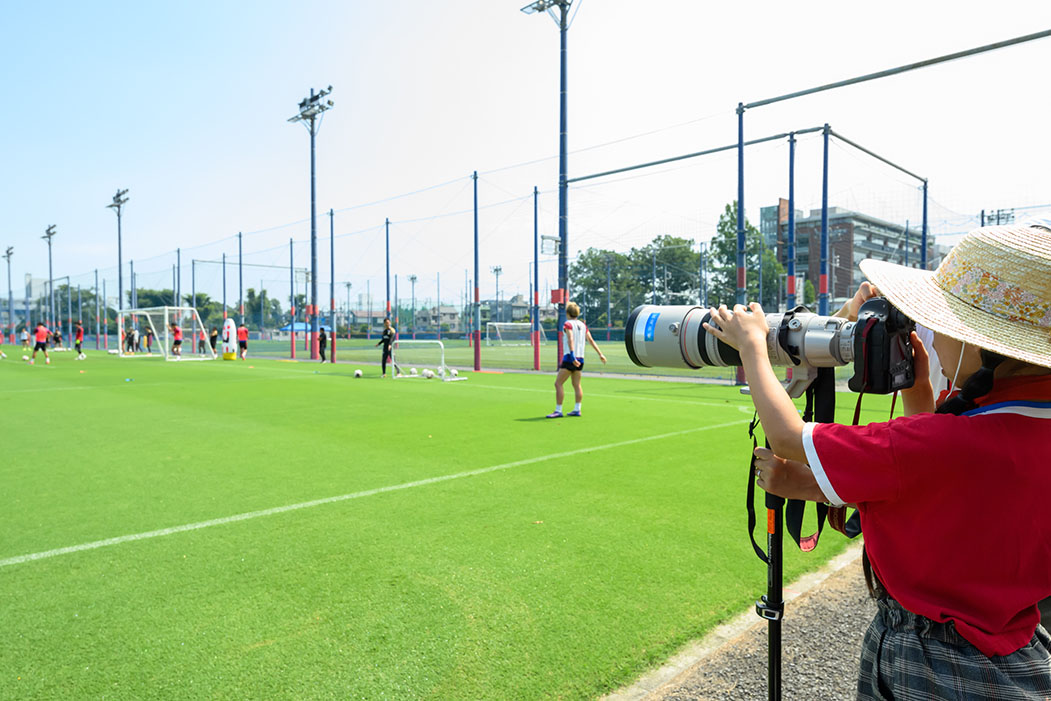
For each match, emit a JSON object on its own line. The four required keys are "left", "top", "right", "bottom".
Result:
{"left": 586, "top": 330, "right": 607, "bottom": 364}
{"left": 565, "top": 324, "right": 576, "bottom": 356}
{"left": 704, "top": 303, "right": 806, "bottom": 463}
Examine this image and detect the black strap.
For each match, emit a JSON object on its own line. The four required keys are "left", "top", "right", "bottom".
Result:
{"left": 746, "top": 413, "right": 770, "bottom": 564}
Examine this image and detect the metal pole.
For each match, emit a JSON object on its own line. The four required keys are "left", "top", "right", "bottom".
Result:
{"left": 556, "top": 1, "right": 569, "bottom": 366}
{"left": 819, "top": 124, "right": 830, "bottom": 315}
{"left": 192, "top": 261, "right": 196, "bottom": 317}
{"left": 367, "top": 280, "right": 372, "bottom": 340}
{"left": 177, "top": 248, "right": 181, "bottom": 306}
{"left": 904, "top": 221, "right": 910, "bottom": 267}
{"left": 329, "top": 209, "right": 335, "bottom": 362}
{"left": 94, "top": 269, "right": 100, "bottom": 349}
{"left": 222, "top": 253, "right": 227, "bottom": 319}
{"left": 736, "top": 104, "right": 746, "bottom": 307}
{"left": 409, "top": 275, "right": 417, "bottom": 339}
{"left": 238, "top": 232, "right": 244, "bottom": 324}
{"left": 385, "top": 217, "right": 391, "bottom": 319}
{"left": 473, "top": 171, "right": 481, "bottom": 371}
{"left": 787, "top": 133, "right": 797, "bottom": 309}
{"left": 533, "top": 185, "right": 540, "bottom": 371}
{"left": 45, "top": 231, "right": 54, "bottom": 327}
{"left": 606, "top": 255, "right": 611, "bottom": 341}
{"left": 921, "top": 181, "right": 929, "bottom": 270}
{"left": 172, "top": 265, "right": 177, "bottom": 305}
{"left": 77, "top": 285, "right": 82, "bottom": 330}
{"left": 130, "top": 260, "right": 135, "bottom": 310}
{"left": 309, "top": 100, "right": 319, "bottom": 361}
{"left": 102, "top": 280, "right": 107, "bottom": 349}
{"left": 289, "top": 238, "right": 295, "bottom": 359}
{"left": 436, "top": 272, "right": 441, "bottom": 341}
{"left": 651, "top": 250, "right": 656, "bottom": 303}
{"left": 3, "top": 249, "right": 11, "bottom": 344}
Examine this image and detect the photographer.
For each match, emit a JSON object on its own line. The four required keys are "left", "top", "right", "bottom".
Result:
{"left": 705, "top": 224, "right": 1051, "bottom": 698}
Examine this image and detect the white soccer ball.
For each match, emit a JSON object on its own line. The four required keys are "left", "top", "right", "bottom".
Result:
{"left": 410, "top": 367, "right": 418, "bottom": 375}
{"left": 450, "top": 368, "right": 459, "bottom": 377}
{"left": 22, "top": 355, "right": 29, "bottom": 361}
{"left": 422, "top": 369, "right": 434, "bottom": 379}
{"left": 354, "top": 369, "right": 363, "bottom": 378}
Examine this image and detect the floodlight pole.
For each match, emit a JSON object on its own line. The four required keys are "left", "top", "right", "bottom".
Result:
{"left": 436, "top": 272, "right": 441, "bottom": 341}
{"left": 94, "top": 269, "right": 100, "bottom": 349}
{"left": 222, "top": 253, "right": 227, "bottom": 319}
{"left": 289, "top": 238, "right": 295, "bottom": 359}
{"left": 107, "top": 189, "right": 129, "bottom": 315}
{"left": 42, "top": 226, "right": 56, "bottom": 327}
{"left": 522, "top": 0, "right": 571, "bottom": 364}
{"left": 408, "top": 274, "right": 417, "bottom": 339}
{"left": 490, "top": 266, "right": 502, "bottom": 324}
{"left": 344, "top": 282, "right": 351, "bottom": 338}
{"left": 3, "top": 247, "right": 12, "bottom": 344}
{"left": 289, "top": 86, "right": 334, "bottom": 361}
{"left": 177, "top": 248, "right": 181, "bottom": 306}
{"left": 819, "top": 124, "right": 830, "bottom": 315}
{"left": 605, "top": 255, "right": 611, "bottom": 341}
{"left": 921, "top": 180, "right": 929, "bottom": 269}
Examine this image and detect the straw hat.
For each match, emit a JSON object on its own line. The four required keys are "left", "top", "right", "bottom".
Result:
{"left": 859, "top": 224, "right": 1051, "bottom": 369}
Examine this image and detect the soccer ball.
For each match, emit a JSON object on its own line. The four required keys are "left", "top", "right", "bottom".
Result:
{"left": 410, "top": 367, "right": 418, "bottom": 375}
{"left": 450, "top": 368, "right": 459, "bottom": 377}
{"left": 22, "top": 355, "right": 29, "bottom": 361}
{"left": 422, "top": 369, "right": 434, "bottom": 379}
{"left": 354, "top": 369, "right": 363, "bottom": 378}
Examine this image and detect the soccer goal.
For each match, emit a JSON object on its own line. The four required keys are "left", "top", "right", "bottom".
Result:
{"left": 116, "top": 307, "right": 216, "bottom": 361}
{"left": 391, "top": 340, "right": 465, "bottom": 381}
{"left": 485, "top": 322, "right": 548, "bottom": 347}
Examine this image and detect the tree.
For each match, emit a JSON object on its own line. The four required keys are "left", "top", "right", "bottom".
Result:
{"left": 707, "top": 201, "right": 782, "bottom": 308}
{"left": 804, "top": 279, "right": 816, "bottom": 306}
{"left": 568, "top": 248, "right": 639, "bottom": 328}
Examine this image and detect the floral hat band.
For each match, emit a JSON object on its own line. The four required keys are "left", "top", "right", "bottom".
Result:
{"left": 859, "top": 225, "right": 1051, "bottom": 369}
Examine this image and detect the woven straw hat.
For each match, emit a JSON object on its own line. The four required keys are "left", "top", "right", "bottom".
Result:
{"left": 859, "top": 224, "right": 1051, "bottom": 369}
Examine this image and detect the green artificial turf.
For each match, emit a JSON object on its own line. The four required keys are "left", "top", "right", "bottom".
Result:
{"left": 0, "top": 350, "right": 893, "bottom": 699}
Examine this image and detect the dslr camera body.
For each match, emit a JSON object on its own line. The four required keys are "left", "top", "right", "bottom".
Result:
{"left": 625, "top": 298, "right": 915, "bottom": 397}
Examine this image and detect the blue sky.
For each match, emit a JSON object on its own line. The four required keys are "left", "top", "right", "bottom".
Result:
{"left": 4, "top": 1, "right": 1051, "bottom": 309}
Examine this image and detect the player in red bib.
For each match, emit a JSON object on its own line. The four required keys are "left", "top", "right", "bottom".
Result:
{"left": 29, "top": 322, "right": 51, "bottom": 365}
{"left": 169, "top": 322, "right": 183, "bottom": 359}
{"left": 706, "top": 224, "right": 1051, "bottom": 698}
{"left": 236, "top": 323, "right": 249, "bottom": 360}
{"left": 546, "top": 301, "right": 606, "bottom": 418}
{"left": 74, "top": 320, "right": 85, "bottom": 360}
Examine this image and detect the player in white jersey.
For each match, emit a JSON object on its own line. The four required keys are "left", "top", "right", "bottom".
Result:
{"left": 547, "top": 302, "right": 606, "bottom": 418}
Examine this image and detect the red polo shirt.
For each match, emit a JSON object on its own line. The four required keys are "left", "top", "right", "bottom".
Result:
{"left": 803, "top": 375, "right": 1051, "bottom": 657}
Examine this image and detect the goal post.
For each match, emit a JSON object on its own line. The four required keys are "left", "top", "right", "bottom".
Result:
{"left": 391, "top": 339, "right": 465, "bottom": 381}
{"left": 485, "top": 322, "right": 548, "bottom": 347}
{"left": 116, "top": 306, "right": 216, "bottom": 361}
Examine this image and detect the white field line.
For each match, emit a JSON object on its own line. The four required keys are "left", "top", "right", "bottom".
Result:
{"left": 0, "top": 420, "right": 748, "bottom": 570}
{"left": 0, "top": 374, "right": 309, "bottom": 394}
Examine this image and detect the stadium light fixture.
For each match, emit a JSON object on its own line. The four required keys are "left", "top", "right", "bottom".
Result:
{"left": 42, "top": 225, "right": 56, "bottom": 327}
{"left": 288, "top": 86, "right": 334, "bottom": 360}
{"left": 106, "top": 188, "right": 129, "bottom": 313}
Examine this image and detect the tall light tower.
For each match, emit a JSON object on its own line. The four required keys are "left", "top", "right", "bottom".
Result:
{"left": 107, "top": 189, "right": 129, "bottom": 312}
{"left": 490, "top": 265, "right": 502, "bottom": 324}
{"left": 522, "top": 0, "right": 571, "bottom": 361}
{"left": 42, "top": 226, "right": 56, "bottom": 327}
{"left": 288, "top": 85, "right": 334, "bottom": 360}
{"left": 3, "top": 247, "right": 12, "bottom": 343}
{"left": 407, "top": 274, "right": 417, "bottom": 338}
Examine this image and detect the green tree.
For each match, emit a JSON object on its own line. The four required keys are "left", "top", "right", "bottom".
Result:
{"left": 804, "top": 279, "right": 816, "bottom": 305}
{"left": 708, "top": 201, "right": 782, "bottom": 308}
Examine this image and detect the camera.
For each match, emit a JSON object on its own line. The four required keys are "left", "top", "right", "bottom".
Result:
{"left": 624, "top": 298, "right": 915, "bottom": 397}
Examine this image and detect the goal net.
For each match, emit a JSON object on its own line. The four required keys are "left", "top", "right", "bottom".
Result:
{"left": 485, "top": 322, "right": 548, "bottom": 347}
{"left": 116, "top": 307, "right": 216, "bottom": 361}
{"left": 391, "top": 340, "right": 465, "bottom": 381}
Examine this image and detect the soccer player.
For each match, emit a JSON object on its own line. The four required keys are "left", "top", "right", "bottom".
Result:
{"left": 547, "top": 302, "right": 606, "bottom": 418}
{"left": 170, "top": 322, "right": 183, "bottom": 358}
{"left": 53, "top": 326, "right": 63, "bottom": 350}
{"left": 20, "top": 327, "right": 29, "bottom": 351}
{"left": 74, "top": 320, "right": 85, "bottom": 359}
{"left": 29, "top": 321, "right": 51, "bottom": 365}
{"left": 197, "top": 330, "right": 207, "bottom": 354}
{"left": 236, "top": 322, "right": 249, "bottom": 360}
{"left": 318, "top": 327, "right": 327, "bottom": 362}
{"left": 376, "top": 318, "right": 396, "bottom": 377}
{"left": 144, "top": 327, "right": 154, "bottom": 354}
{"left": 209, "top": 326, "right": 219, "bottom": 353}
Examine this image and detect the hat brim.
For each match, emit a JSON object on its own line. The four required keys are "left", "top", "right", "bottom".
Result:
{"left": 859, "top": 259, "right": 1051, "bottom": 369}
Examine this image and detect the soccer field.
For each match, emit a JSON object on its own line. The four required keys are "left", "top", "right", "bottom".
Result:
{"left": 0, "top": 352, "right": 891, "bottom": 699}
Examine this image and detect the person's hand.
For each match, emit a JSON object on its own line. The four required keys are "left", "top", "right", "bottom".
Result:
{"left": 900, "top": 330, "right": 935, "bottom": 414}
{"left": 573, "top": 358, "right": 581, "bottom": 368}
{"left": 599, "top": 353, "right": 607, "bottom": 365}
{"left": 835, "top": 281, "right": 881, "bottom": 321}
{"left": 704, "top": 303, "right": 769, "bottom": 355}
{"left": 753, "top": 446, "right": 826, "bottom": 501}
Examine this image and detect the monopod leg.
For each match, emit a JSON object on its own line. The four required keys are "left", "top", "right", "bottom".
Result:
{"left": 758, "top": 491, "right": 785, "bottom": 701}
